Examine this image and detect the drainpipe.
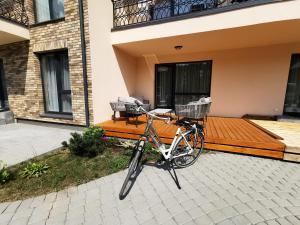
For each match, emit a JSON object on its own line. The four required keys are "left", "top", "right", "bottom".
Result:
{"left": 78, "top": 0, "right": 90, "bottom": 127}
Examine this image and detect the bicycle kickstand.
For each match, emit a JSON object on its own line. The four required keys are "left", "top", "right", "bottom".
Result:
{"left": 168, "top": 161, "right": 181, "bottom": 190}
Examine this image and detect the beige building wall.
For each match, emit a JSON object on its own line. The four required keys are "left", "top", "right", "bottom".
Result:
{"left": 87, "top": 0, "right": 300, "bottom": 123}
{"left": 87, "top": 0, "right": 137, "bottom": 124}
{"left": 135, "top": 43, "right": 300, "bottom": 118}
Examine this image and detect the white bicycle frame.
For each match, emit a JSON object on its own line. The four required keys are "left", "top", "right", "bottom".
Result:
{"left": 137, "top": 106, "right": 197, "bottom": 161}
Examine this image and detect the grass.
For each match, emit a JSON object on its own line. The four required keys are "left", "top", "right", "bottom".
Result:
{"left": 0, "top": 142, "right": 210, "bottom": 203}
{"left": 0, "top": 146, "right": 134, "bottom": 202}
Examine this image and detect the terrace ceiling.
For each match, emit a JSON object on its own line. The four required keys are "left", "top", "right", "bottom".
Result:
{"left": 113, "top": 19, "right": 300, "bottom": 57}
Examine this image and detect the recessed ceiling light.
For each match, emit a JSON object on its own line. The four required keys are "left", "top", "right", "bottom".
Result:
{"left": 174, "top": 45, "right": 183, "bottom": 50}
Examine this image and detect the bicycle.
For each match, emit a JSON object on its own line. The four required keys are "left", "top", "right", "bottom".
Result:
{"left": 119, "top": 102, "right": 205, "bottom": 199}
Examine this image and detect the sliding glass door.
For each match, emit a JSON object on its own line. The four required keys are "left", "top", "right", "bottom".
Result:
{"left": 284, "top": 54, "right": 300, "bottom": 116}
{"left": 155, "top": 61, "right": 212, "bottom": 109}
{"left": 156, "top": 65, "right": 173, "bottom": 108}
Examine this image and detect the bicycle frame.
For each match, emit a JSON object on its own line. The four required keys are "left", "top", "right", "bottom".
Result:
{"left": 141, "top": 115, "right": 196, "bottom": 161}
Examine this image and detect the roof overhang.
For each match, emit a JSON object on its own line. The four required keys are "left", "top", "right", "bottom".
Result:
{"left": 0, "top": 18, "right": 29, "bottom": 45}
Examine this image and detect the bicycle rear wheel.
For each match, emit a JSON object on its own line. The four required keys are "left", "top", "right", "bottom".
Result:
{"left": 172, "top": 130, "right": 204, "bottom": 168}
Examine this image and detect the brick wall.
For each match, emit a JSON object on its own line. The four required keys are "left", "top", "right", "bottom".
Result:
{"left": 1, "top": 0, "right": 93, "bottom": 126}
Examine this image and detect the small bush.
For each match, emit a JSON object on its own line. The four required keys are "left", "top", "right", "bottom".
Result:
{"left": 62, "top": 126, "right": 105, "bottom": 157}
{"left": 0, "top": 161, "right": 10, "bottom": 184}
{"left": 20, "top": 162, "right": 49, "bottom": 178}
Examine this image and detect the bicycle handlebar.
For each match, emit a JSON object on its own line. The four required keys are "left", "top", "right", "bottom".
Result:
{"left": 136, "top": 104, "right": 171, "bottom": 124}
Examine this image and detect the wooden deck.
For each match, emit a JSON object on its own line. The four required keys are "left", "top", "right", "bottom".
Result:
{"left": 99, "top": 116, "right": 286, "bottom": 159}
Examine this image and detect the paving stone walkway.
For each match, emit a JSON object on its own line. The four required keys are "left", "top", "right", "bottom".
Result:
{"left": 0, "top": 153, "right": 300, "bottom": 225}
{"left": 0, "top": 123, "right": 80, "bottom": 166}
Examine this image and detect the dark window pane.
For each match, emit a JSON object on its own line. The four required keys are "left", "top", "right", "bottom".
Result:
{"left": 35, "top": 0, "right": 64, "bottom": 23}
{"left": 175, "top": 62, "right": 211, "bottom": 105}
{"left": 156, "top": 61, "right": 212, "bottom": 108}
{"left": 51, "top": 0, "right": 65, "bottom": 19}
{"left": 156, "top": 66, "right": 173, "bottom": 108}
{"left": 41, "top": 52, "right": 72, "bottom": 114}
{"left": 35, "top": 0, "right": 50, "bottom": 23}
{"left": 41, "top": 55, "right": 59, "bottom": 112}
{"left": 62, "top": 94, "right": 72, "bottom": 113}
{"left": 284, "top": 54, "right": 300, "bottom": 115}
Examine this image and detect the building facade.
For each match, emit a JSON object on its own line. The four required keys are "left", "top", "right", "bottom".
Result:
{"left": 0, "top": 0, "right": 93, "bottom": 126}
{"left": 0, "top": 0, "right": 300, "bottom": 125}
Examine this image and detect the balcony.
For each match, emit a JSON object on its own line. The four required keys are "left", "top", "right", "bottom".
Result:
{"left": 0, "top": 0, "right": 28, "bottom": 26}
{"left": 112, "top": 0, "right": 283, "bottom": 30}
{"left": 0, "top": 0, "right": 29, "bottom": 45}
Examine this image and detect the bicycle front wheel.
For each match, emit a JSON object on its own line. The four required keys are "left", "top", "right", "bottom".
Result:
{"left": 119, "top": 149, "right": 141, "bottom": 199}
{"left": 172, "top": 130, "right": 204, "bottom": 168}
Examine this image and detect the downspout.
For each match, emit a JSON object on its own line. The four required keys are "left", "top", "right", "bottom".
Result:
{"left": 78, "top": 0, "right": 90, "bottom": 127}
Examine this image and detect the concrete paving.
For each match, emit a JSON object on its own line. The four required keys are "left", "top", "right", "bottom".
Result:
{"left": 0, "top": 153, "right": 299, "bottom": 225}
{"left": 0, "top": 123, "right": 80, "bottom": 166}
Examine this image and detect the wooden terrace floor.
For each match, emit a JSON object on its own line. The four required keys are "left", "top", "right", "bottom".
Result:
{"left": 99, "top": 116, "right": 285, "bottom": 159}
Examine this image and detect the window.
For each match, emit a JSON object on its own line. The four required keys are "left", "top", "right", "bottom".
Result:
{"left": 40, "top": 51, "right": 72, "bottom": 114}
{"left": 0, "top": 59, "right": 7, "bottom": 111}
{"left": 35, "top": 0, "right": 65, "bottom": 23}
{"left": 284, "top": 54, "right": 300, "bottom": 116}
{"left": 156, "top": 61, "right": 212, "bottom": 108}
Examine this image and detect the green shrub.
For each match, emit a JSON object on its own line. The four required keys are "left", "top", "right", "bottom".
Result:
{"left": 0, "top": 161, "right": 10, "bottom": 184}
{"left": 62, "top": 126, "right": 105, "bottom": 157}
{"left": 20, "top": 162, "right": 49, "bottom": 178}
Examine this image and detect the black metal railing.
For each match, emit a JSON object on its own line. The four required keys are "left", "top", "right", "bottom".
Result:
{"left": 0, "top": 0, "right": 28, "bottom": 26}
{"left": 112, "top": 0, "right": 278, "bottom": 29}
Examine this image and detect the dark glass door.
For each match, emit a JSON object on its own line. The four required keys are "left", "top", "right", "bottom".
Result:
{"left": 284, "top": 54, "right": 300, "bottom": 116}
{"left": 174, "top": 62, "right": 212, "bottom": 105}
{"left": 0, "top": 59, "right": 7, "bottom": 111}
{"left": 155, "top": 61, "right": 212, "bottom": 109}
{"left": 155, "top": 65, "right": 173, "bottom": 108}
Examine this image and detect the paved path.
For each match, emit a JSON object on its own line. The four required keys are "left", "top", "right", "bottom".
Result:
{"left": 0, "top": 123, "right": 79, "bottom": 166}
{"left": 0, "top": 153, "right": 299, "bottom": 225}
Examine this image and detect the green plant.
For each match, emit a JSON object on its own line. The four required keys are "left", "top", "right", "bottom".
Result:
{"left": 0, "top": 161, "right": 10, "bottom": 184}
{"left": 62, "top": 126, "right": 105, "bottom": 157}
{"left": 84, "top": 126, "right": 105, "bottom": 140}
{"left": 20, "top": 162, "right": 49, "bottom": 178}
{"left": 109, "top": 155, "right": 129, "bottom": 173}
{"left": 144, "top": 142, "right": 159, "bottom": 154}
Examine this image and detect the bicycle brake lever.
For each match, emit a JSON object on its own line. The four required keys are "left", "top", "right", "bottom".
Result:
{"left": 166, "top": 117, "right": 171, "bottom": 125}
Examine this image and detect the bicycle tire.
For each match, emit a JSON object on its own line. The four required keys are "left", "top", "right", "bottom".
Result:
{"left": 172, "top": 130, "right": 204, "bottom": 168}
{"left": 119, "top": 150, "right": 141, "bottom": 198}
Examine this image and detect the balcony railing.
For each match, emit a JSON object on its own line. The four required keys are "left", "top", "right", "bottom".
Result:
{"left": 0, "top": 0, "right": 28, "bottom": 26}
{"left": 112, "top": 0, "right": 280, "bottom": 29}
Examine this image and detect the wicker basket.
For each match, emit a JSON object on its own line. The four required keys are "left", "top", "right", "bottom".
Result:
{"left": 175, "top": 102, "right": 211, "bottom": 120}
